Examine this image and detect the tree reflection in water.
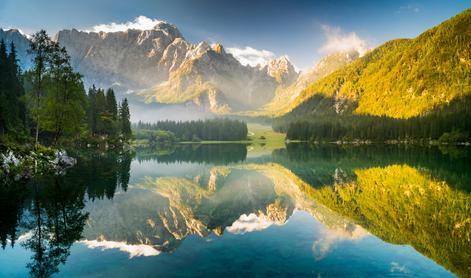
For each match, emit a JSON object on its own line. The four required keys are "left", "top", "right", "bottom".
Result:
{"left": 1, "top": 145, "right": 470, "bottom": 277}
{"left": 0, "top": 151, "right": 132, "bottom": 277}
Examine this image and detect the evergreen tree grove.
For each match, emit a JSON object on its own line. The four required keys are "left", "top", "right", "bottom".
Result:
{"left": 0, "top": 40, "right": 26, "bottom": 137}
{"left": 86, "top": 87, "right": 131, "bottom": 141}
{"left": 1, "top": 32, "right": 132, "bottom": 146}
{"left": 134, "top": 118, "right": 248, "bottom": 141}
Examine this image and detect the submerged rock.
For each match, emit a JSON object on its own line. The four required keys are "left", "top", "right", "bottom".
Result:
{"left": 1, "top": 147, "right": 77, "bottom": 183}
{"left": 1, "top": 151, "right": 20, "bottom": 171}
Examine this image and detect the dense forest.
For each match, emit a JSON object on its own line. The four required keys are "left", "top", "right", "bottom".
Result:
{"left": 85, "top": 86, "right": 132, "bottom": 143}
{"left": 0, "top": 30, "right": 132, "bottom": 148}
{"left": 0, "top": 40, "right": 27, "bottom": 137}
{"left": 135, "top": 118, "right": 248, "bottom": 142}
{"left": 275, "top": 95, "right": 471, "bottom": 142}
{"left": 268, "top": 9, "right": 471, "bottom": 143}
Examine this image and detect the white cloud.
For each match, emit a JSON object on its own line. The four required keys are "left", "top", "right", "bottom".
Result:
{"left": 81, "top": 239, "right": 160, "bottom": 258}
{"left": 16, "top": 230, "right": 34, "bottom": 242}
{"left": 312, "top": 223, "right": 368, "bottom": 260}
{"left": 84, "top": 16, "right": 164, "bottom": 33}
{"left": 226, "top": 213, "right": 275, "bottom": 234}
{"left": 227, "top": 46, "right": 275, "bottom": 67}
{"left": 319, "top": 25, "right": 368, "bottom": 56}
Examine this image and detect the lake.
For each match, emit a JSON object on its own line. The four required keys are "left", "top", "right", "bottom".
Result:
{"left": 0, "top": 144, "right": 469, "bottom": 277}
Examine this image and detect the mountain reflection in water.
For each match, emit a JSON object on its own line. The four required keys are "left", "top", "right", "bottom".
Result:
{"left": 0, "top": 144, "right": 469, "bottom": 277}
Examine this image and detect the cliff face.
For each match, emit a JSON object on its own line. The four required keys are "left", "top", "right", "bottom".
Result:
{"left": 55, "top": 22, "right": 189, "bottom": 90}
{"left": 139, "top": 43, "right": 283, "bottom": 111}
{"left": 262, "top": 55, "right": 299, "bottom": 86}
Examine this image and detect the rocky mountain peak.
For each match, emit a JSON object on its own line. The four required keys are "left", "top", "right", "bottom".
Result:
{"left": 265, "top": 55, "right": 298, "bottom": 85}
{"left": 211, "top": 43, "right": 225, "bottom": 55}
{"left": 186, "top": 41, "right": 211, "bottom": 60}
{"left": 151, "top": 21, "right": 183, "bottom": 39}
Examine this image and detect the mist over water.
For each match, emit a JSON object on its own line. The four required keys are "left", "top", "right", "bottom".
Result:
{"left": 109, "top": 91, "right": 213, "bottom": 122}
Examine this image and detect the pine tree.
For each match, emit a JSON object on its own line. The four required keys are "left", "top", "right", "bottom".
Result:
{"left": 104, "top": 88, "right": 118, "bottom": 136}
{"left": 119, "top": 98, "right": 131, "bottom": 140}
{"left": 94, "top": 88, "right": 106, "bottom": 135}
{"left": 0, "top": 40, "right": 8, "bottom": 135}
{"left": 87, "top": 85, "right": 98, "bottom": 135}
{"left": 0, "top": 40, "right": 26, "bottom": 137}
{"left": 7, "top": 42, "right": 26, "bottom": 131}
{"left": 105, "top": 88, "right": 118, "bottom": 120}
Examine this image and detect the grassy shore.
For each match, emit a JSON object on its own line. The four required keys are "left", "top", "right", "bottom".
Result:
{"left": 132, "top": 123, "right": 287, "bottom": 158}
{"left": 177, "top": 123, "right": 286, "bottom": 157}
{"left": 178, "top": 123, "right": 285, "bottom": 145}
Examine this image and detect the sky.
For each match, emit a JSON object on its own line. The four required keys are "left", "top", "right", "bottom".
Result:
{"left": 0, "top": 0, "right": 469, "bottom": 70}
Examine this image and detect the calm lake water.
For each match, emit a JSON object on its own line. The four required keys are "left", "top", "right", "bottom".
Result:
{"left": 1, "top": 144, "right": 470, "bottom": 277}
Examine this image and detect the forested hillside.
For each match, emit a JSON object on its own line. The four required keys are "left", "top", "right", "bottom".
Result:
{"left": 279, "top": 8, "right": 471, "bottom": 119}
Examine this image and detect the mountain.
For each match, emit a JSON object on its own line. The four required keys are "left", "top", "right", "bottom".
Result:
{"left": 54, "top": 24, "right": 301, "bottom": 113}
{"left": 6, "top": 9, "right": 468, "bottom": 118}
{"left": 138, "top": 43, "right": 285, "bottom": 112}
{"left": 262, "top": 55, "right": 298, "bottom": 86}
{"left": 1, "top": 23, "right": 300, "bottom": 115}
{"left": 55, "top": 22, "right": 188, "bottom": 91}
{"left": 254, "top": 50, "right": 359, "bottom": 116}
{"left": 0, "top": 29, "right": 32, "bottom": 70}
{"left": 278, "top": 8, "right": 471, "bottom": 119}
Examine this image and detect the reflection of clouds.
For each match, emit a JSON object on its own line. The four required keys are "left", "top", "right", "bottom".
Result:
{"left": 312, "top": 223, "right": 368, "bottom": 259}
{"left": 81, "top": 239, "right": 160, "bottom": 258}
{"left": 5, "top": 230, "right": 34, "bottom": 246}
{"left": 226, "top": 213, "right": 275, "bottom": 234}
{"left": 17, "top": 230, "right": 34, "bottom": 242}
{"left": 390, "top": 262, "right": 408, "bottom": 273}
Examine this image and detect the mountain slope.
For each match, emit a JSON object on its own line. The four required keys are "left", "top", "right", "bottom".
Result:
{"left": 280, "top": 8, "right": 471, "bottom": 119}
{"left": 138, "top": 43, "right": 281, "bottom": 111}
{"left": 255, "top": 50, "right": 359, "bottom": 116}
{"left": 2, "top": 23, "right": 299, "bottom": 116}
{"left": 55, "top": 22, "right": 189, "bottom": 90}
{"left": 0, "top": 29, "right": 32, "bottom": 69}
{"left": 55, "top": 25, "right": 299, "bottom": 113}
